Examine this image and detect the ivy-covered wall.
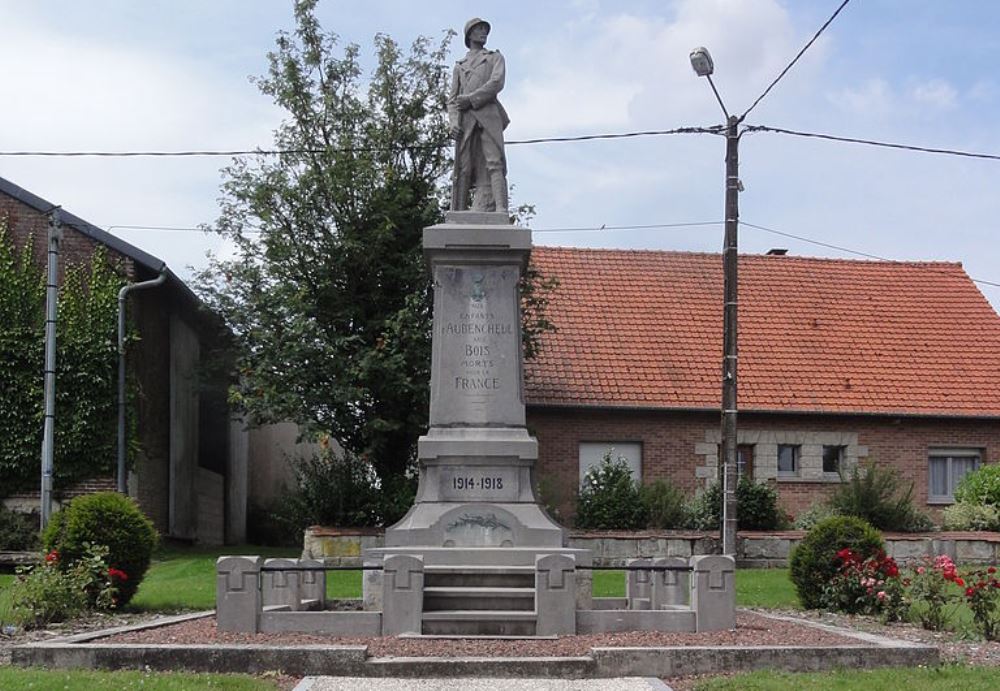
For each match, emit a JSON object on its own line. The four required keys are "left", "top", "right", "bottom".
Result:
{"left": 0, "top": 222, "right": 129, "bottom": 498}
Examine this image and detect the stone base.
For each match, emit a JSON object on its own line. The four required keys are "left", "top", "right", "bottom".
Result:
{"left": 384, "top": 501, "right": 565, "bottom": 548}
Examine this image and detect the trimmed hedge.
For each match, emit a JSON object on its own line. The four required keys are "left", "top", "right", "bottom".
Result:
{"left": 42, "top": 492, "right": 158, "bottom": 606}
{"left": 789, "top": 515, "right": 884, "bottom": 609}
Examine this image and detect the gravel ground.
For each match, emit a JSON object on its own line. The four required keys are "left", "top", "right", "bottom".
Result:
{"left": 103, "top": 611, "right": 856, "bottom": 657}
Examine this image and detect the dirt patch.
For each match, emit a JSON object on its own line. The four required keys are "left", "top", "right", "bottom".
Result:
{"left": 101, "top": 611, "right": 858, "bottom": 657}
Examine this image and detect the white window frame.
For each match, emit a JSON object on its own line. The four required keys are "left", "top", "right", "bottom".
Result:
{"left": 578, "top": 442, "right": 642, "bottom": 487}
{"left": 777, "top": 444, "right": 800, "bottom": 477}
{"left": 928, "top": 448, "right": 982, "bottom": 504}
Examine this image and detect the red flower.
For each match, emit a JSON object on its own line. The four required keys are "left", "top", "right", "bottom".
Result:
{"left": 45, "top": 550, "right": 59, "bottom": 564}
{"left": 989, "top": 567, "right": 997, "bottom": 575}
{"left": 956, "top": 577, "right": 966, "bottom": 587}
{"left": 967, "top": 587, "right": 976, "bottom": 597}
{"left": 108, "top": 568, "right": 129, "bottom": 582}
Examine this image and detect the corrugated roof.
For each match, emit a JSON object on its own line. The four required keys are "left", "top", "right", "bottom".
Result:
{"left": 526, "top": 246, "right": 1000, "bottom": 417}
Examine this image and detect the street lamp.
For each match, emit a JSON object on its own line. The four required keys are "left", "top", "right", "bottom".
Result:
{"left": 691, "top": 46, "right": 740, "bottom": 556}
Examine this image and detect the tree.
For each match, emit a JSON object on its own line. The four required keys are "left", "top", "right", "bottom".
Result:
{"left": 197, "top": 1, "right": 555, "bottom": 500}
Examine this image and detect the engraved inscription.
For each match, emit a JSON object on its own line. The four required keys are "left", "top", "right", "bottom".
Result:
{"left": 444, "top": 306, "right": 513, "bottom": 393}
{"left": 440, "top": 467, "right": 517, "bottom": 501}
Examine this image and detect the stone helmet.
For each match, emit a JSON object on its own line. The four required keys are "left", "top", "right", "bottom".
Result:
{"left": 463, "top": 18, "right": 491, "bottom": 47}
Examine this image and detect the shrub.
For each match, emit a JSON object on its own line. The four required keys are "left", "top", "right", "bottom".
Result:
{"left": 575, "top": 453, "right": 648, "bottom": 530}
{"left": 793, "top": 503, "right": 841, "bottom": 531}
{"left": 684, "top": 477, "right": 786, "bottom": 531}
{"left": 941, "top": 502, "right": 1000, "bottom": 532}
{"left": 820, "top": 547, "right": 905, "bottom": 621}
{"left": 955, "top": 464, "right": 1000, "bottom": 507}
{"left": 961, "top": 565, "right": 1000, "bottom": 640}
{"left": 640, "top": 480, "right": 688, "bottom": 529}
{"left": 789, "top": 515, "right": 884, "bottom": 609}
{"left": 41, "top": 492, "right": 157, "bottom": 607}
{"left": 290, "top": 450, "right": 382, "bottom": 528}
{"left": 0, "top": 505, "right": 40, "bottom": 551}
{"left": 828, "top": 462, "right": 927, "bottom": 532}
{"left": 246, "top": 499, "right": 305, "bottom": 547}
{"left": 9, "top": 542, "right": 118, "bottom": 629}
{"left": 736, "top": 477, "right": 788, "bottom": 531}
{"left": 910, "top": 554, "right": 964, "bottom": 631}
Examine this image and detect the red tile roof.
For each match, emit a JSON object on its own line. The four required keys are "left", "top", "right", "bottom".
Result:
{"left": 525, "top": 247, "right": 1000, "bottom": 417}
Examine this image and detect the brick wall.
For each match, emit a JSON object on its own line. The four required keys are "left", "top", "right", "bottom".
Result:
{"left": 527, "top": 406, "right": 1000, "bottom": 523}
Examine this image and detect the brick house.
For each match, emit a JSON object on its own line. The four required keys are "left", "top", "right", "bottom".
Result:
{"left": 525, "top": 247, "right": 1000, "bottom": 522}
{"left": 0, "top": 175, "right": 247, "bottom": 544}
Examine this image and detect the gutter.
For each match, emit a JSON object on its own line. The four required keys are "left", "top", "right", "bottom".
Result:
{"left": 117, "top": 271, "right": 167, "bottom": 493}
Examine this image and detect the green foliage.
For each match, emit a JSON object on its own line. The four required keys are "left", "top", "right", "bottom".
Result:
{"left": 789, "top": 515, "right": 884, "bottom": 609}
{"left": 828, "top": 462, "right": 931, "bottom": 532}
{"left": 0, "top": 224, "right": 130, "bottom": 498}
{"left": 575, "top": 453, "right": 648, "bottom": 530}
{"left": 685, "top": 477, "right": 787, "bottom": 531}
{"left": 792, "top": 502, "right": 842, "bottom": 531}
{"left": 639, "top": 479, "right": 689, "bottom": 529}
{"left": 290, "top": 450, "right": 381, "bottom": 528}
{"left": 941, "top": 502, "right": 1000, "bottom": 531}
{"left": 42, "top": 492, "right": 158, "bottom": 606}
{"left": 0, "top": 505, "right": 40, "bottom": 551}
{"left": 9, "top": 542, "right": 116, "bottom": 629}
{"left": 955, "top": 464, "right": 1000, "bottom": 507}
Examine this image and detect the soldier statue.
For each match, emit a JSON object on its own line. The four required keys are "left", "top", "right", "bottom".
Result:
{"left": 449, "top": 18, "right": 509, "bottom": 214}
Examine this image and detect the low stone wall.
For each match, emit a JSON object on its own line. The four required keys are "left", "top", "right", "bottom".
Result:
{"left": 302, "top": 527, "right": 1000, "bottom": 567}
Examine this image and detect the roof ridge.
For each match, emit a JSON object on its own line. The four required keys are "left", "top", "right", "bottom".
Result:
{"left": 532, "top": 244, "right": 964, "bottom": 267}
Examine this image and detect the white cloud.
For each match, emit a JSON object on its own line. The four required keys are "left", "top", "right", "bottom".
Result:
{"left": 910, "top": 78, "right": 958, "bottom": 109}
{"left": 826, "top": 78, "right": 893, "bottom": 117}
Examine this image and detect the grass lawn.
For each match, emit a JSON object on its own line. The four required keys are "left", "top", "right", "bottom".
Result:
{"left": 0, "top": 668, "right": 277, "bottom": 690}
{"left": 129, "top": 545, "right": 360, "bottom": 612}
{"left": 692, "top": 666, "right": 1000, "bottom": 690}
{"left": 593, "top": 567, "right": 797, "bottom": 608}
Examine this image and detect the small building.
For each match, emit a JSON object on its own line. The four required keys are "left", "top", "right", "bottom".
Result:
{"left": 526, "top": 247, "right": 1000, "bottom": 522}
{"left": 0, "top": 174, "right": 246, "bottom": 544}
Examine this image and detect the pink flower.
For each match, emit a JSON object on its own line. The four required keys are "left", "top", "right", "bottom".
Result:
{"left": 916, "top": 566, "right": 925, "bottom": 575}
{"left": 877, "top": 591, "right": 887, "bottom": 601}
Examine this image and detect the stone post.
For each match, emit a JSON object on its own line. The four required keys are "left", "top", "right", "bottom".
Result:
{"left": 262, "top": 557, "right": 302, "bottom": 611}
{"left": 690, "top": 555, "right": 736, "bottom": 632}
{"left": 383, "top": 554, "right": 424, "bottom": 636}
{"left": 535, "top": 553, "right": 576, "bottom": 636}
{"left": 626, "top": 557, "right": 652, "bottom": 610}
{"left": 216, "top": 556, "right": 263, "bottom": 633}
{"left": 299, "top": 558, "right": 325, "bottom": 609}
{"left": 651, "top": 556, "right": 689, "bottom": 608}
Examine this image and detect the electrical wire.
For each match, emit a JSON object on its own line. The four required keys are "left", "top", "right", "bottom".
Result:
{"left": 740, "top": 0, "right": 852, "bottom": 121}
{"left": 746, "top": 125, "right": 1000, "bottom": 162}
{"left": 0, "top": 127, "right": 719, "bottom": 158}
{"left": 741, "top": 220, "right": 1000, "bottom": 289}
{"left": 104, "top": 220, "right": 724, "bottom": 235}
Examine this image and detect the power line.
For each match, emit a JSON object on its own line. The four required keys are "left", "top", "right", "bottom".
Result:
{"left": 741, "top": 220, "right": 1000, "bottom": 289}
{"left": 740, "top": 0, "right": 852, "bottom": 121}
{"left": 747, "top": 125, "right": 1000, "bottom": 162}
{"left": 104, "top": 220, "right": 724, "bottom": 235}
{"left": 0, "top": 127, "right": 718, "bottom": 158}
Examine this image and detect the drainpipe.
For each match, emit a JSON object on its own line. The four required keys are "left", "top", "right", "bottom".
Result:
{"left": 40, "top": 209, "right": 62, "bottom": 530}
{"left": 117, "top": 270, "right": 167, "bottom": 493}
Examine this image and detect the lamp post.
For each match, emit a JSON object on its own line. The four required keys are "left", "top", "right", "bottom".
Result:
{"left": 690, "top": 47, "right": 740, "bottom": 556}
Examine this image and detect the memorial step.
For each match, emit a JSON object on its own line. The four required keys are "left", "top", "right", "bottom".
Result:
{"left": 423, "top": 586, "right": 535, "bottom": 612}
{"left": 424, "top": 565, "right": 535, "bottom": 589}
{"left": 421, "top": 609, "right": 537, "bottom": 636}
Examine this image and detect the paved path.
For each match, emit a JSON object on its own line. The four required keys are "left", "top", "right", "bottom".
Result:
{"left": 296, "top": 677, "right": 672, "bottom": 690}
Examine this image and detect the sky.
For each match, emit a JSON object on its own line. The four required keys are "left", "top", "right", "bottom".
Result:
{"left": 2, "top": 0, "right": 1000, "bottom": 310}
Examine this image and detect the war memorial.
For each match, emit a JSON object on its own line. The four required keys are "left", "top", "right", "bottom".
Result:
{"left": 214, "top": 17, "right": 736, "bottom": 638}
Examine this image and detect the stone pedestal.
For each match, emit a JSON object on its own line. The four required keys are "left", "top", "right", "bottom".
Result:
{"left": 383, "top": 212, "right": 564, "bottom": 551}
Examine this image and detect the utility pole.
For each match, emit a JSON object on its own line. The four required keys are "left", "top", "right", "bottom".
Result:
{"left": 721, "top": 114, "right": 740, "bottom": 556}
{"left": 40, "top": 208, "right": 62, "bottom": 530}
{"left": 690, "top": 48, "right": 740, "bottom": 555}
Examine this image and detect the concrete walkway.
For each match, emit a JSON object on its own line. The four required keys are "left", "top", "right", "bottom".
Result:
{"left": 296, "top": 677, "right": 672, "bottom": 690}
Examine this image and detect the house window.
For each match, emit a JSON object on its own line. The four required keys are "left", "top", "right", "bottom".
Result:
{"left": 777, "top": 444, "right": 800, "bottom": 476}
{"left": 823, "top": 445, "right": 845, "bottom": 475}
{"left": 579, "top": 442, "right": 642, "bottom": 486}
{"left": 928, "top": 448, "right": 982, "bottom": 503}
